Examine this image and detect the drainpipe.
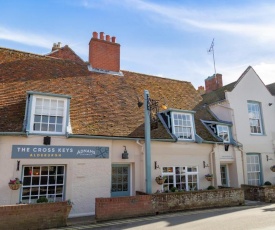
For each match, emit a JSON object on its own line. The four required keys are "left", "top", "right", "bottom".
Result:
{"left": 144, "top": 90, "right": 152, "bottom": 194}
{"left": 238, "top": 145, "right": 245, "bottom": 184}
{"left": 209, "top": 144, "right": 215, "bottom": 186}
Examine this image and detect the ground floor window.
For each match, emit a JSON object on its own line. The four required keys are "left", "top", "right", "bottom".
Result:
{"left": 246, "top": 154, "right": 261, "bottom": 185}
{"left": 162, "top": 166, "right": 198, "bottom": 192}
{"left": 21, "top": 165, "right": 65, "bottom": 203}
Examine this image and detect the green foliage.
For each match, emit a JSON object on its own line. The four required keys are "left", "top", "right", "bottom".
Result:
{"left": 37, "top": 197, "right": 48, "bottom": 203}
{"left": 264, "top": 181, "right": 272, "bottom": 186}
{"left": 207, "top": 185, "right": 215, "bottom": 190}
{"left": 170, "top": 187, "right": 178, "bottom": 192}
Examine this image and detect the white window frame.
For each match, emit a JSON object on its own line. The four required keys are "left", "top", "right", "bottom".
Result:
{"left": 217, "top": 125, "right": 230, "bottom": 143}
{"left": 247, "top": 102, "right": 263, "bottom": 135}
{"left": 162, "top": 166, "right": 198, "bottom": 192}
{"left": 30, "top": 95, "right": 68, "bottom": 134}
{"left": 246, "top": 154, "right": 261, "bottom": 186}
{"left": 171, "top": 112, "right": 195, "bottom": 141}
{"left": 21, "top": 165, "right": 65, "bottom": 203}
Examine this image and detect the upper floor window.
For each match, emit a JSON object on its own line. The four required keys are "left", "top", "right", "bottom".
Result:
{"left": 247, "top": 102, "right": 263, "bottom": 134}
{"left": 217, "top": 125, "right": 230, "bottom": 143}
{"left": 171, "top": 112, "right": 194, "bottom": 140}
{"left": 26, "top": 92, "right": 70, "bottom": 135}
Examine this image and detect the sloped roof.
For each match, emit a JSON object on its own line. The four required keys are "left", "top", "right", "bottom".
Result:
{"left": 0, "top": 46, "right": 221, "bottom": 141}
{"left": 46, "top": 45, "right": 85, "bottom": 64}
{"left": 266, "top": 83, "right": 275, "bottom": 95}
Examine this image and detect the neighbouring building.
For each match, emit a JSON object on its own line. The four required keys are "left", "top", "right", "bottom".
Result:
{"left": 199, "top": 67, "right": 275, "bottom": 187}
{"left": 0, "top": 31, "right": 247, "bottom": 217}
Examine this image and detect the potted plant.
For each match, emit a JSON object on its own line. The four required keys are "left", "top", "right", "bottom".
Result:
{"left": 155, "top": 175, "right": 166, "bottom": 185}
{"left": 8, "top": 178, "right": 22, "bottom": 190}
{"left": 264, "top": 181, "right": 272, "bottom": 186}
{"left": 205, "top": 174, "right": 213, "bottom": 181}
{"left": 270, "top": 165, "right": 275, "bottom": 172}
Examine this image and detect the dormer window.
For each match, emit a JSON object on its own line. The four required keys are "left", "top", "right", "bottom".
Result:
{"left": 25, "top": 92, "right": 70, "bottom": 135}
{"left": 217, "top": 125, "right": 230, "bottom": 143}
{"left": 171, "top": 112, "right": 195, "bottom": 140}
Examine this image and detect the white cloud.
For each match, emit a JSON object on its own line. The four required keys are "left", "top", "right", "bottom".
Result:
{"left": 122, "top": 0, "right": 275, "bottom": 43}
{"left": 0, "top": 27, "right": 54, "bottom": 49}
{"left": 253, "top": 62, "right": 275, "bottom": 85}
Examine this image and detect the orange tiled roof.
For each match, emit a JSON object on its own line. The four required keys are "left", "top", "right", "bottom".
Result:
{"left": 0, "top": 46, "right": 220, "bottom": 141}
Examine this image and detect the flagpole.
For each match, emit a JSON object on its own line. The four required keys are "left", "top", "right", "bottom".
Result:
{"left": 208, "top": 38, "right": 216, "bottom": 77}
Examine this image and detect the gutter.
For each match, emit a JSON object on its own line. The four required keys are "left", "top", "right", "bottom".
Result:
{"left": 0, "top": 132, "right": 27, "bottom": 136}
{"left": 0, "top": 132, "right": 175, "bottom": 142}
{"left": 68, "top": 134, "right": 175, "bottom": 142}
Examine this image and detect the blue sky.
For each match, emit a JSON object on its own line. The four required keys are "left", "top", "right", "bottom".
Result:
{"left": 1, "top": 0, "right": 275, "bottom": 88}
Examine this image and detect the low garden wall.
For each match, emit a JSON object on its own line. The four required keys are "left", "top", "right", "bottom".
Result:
{"left": 95, "top": 188, "right": 244, "bottom": 221}
{"left": 0, "top": 201, "right": 71, "bottom": 230}
{"left": 241, "top": 184, "right": 275, "bottom": 202}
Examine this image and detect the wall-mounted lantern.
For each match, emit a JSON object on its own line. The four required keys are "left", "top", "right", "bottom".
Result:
{"left": 122, "top": 146, "right": 129, "bottom": 159}
{"left": 203, "top": 161, "right": 209, "bottom": 168}
{"left": 43, "top": 136, "right": 51, "bottom": 145}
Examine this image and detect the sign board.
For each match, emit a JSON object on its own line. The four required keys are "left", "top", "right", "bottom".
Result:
{"left": 12, "top": 145, "right": 109, "bottom": 159}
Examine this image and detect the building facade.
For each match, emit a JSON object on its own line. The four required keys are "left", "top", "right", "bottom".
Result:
{"left": 1, "top": 32, "right": 246, "bottom": 217}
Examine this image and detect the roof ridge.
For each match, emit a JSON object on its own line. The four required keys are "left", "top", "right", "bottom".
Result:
{"left": 122, "top": 70, "right": 191, "bottom": 84}
{"left": 0, "top": 46, "right": 54, "bottom": 59}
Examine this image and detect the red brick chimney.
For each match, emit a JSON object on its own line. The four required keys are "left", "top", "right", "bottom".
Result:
{"left": 197, "top": 86, "right": 205, "bottom": 95}
{"left": 89, "top": 31, "right": 120, "bottom": 72}
{"left": 205, "top": 73, "right": 223, "bottom": 93}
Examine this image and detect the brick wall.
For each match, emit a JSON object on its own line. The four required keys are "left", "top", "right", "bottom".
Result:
{"left": 96, "top": 189, "right": 244, "bottom": 221}
{"left": 89, "top": 32, "right": 120, "bottom": 72}
{"left": 205, "top": 73, "right": 223, "bottom": 93}
{"left": 47, "top": 45, "right": 84, "bottom": 64}
{"left": 0, "top": 202, "right": 71, "bottom": 229}
{"left": 241, "top": 184, "right": 275, "bottom": 202}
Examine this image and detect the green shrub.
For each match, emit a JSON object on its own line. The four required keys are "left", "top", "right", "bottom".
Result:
{"left": 37, "top": 197, "right": 48, "bottom": 203}
{"left": 170, "top": 187, "right": 177, "bottom": 192}
{"left": 264, "top": 181, "right": 272, "bottom": 186}
{"left": 207, "top": 185, "right": 215, "bottom": 190}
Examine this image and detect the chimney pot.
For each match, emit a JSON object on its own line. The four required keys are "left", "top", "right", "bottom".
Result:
{"left": 106, "top": 35, "right": 110, "bottom": 42}
{"left": 89, "top": 32, "right": 120, "bottom": 72}
{"left": 100, "top": 32, "right": 104, "bottom": 40}
{"left": 204, "top": 73, "right": 223, "bottom": 93}
{"left": 111, "top": 36, "right": 116, "bottom": 43}
{"left": 93, "top": 31, "right": 98, "bottom": 39}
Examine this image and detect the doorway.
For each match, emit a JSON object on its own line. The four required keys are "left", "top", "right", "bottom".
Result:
{"left": 111, "top": 164, "right": 130, "bottom": 197}
{"left": 220, "top": 165, "right": 228, "bottom": 187}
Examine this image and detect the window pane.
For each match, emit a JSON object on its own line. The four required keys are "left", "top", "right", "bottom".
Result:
{"left": 20, "top": 165, "right": 65, "bottom": 203}
{"left": 162, "top": 166, "right": 198, "bottom": 192}
{"left": 173, "top": 113, "right": 193, "bottom": 140}
{"left": 247, "top": 102, "right": 263, "bottom": 134}
{"left": 32, "top": 96, "right": 66, "bottom": 133}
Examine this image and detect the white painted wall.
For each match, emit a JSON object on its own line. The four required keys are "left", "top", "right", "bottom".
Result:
{"left": 210, "top": 68, "right": 275, "bottom": 184}
{"left": 0, "top": 134, "right": 245, "bottom": 217}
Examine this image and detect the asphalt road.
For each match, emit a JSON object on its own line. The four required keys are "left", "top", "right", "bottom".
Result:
{"left": 53, "top": 203, "right": 275, "bottom": 230}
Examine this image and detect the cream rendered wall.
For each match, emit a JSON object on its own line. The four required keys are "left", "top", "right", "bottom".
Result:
{"left": 209, "top": 101, "right": 232, "bottom": 122}
{"left": 224, "top": 68, "right": 275, "bottom": 184}
{"left": 0, "top": 136, "right": 146, "bottom": 217}
{"left": 111, "top": 140, "right": 144, "bottom": 195}
{"left": 0, "top": 135, "right": 112, "bottom": 217}
{"left": 150, "top": 141, "right": 215, "bottom": 192}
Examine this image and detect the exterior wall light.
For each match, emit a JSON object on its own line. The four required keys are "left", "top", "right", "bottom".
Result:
{"left": 122, "top": 146, "right": 129, "bottom": 159}
{"left": 203, "top": 161, "right": 209, "bottom": 168}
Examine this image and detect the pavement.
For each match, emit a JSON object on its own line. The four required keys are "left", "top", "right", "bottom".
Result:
{"left": 66, "top": 200, "right": 266, "bottom": 227}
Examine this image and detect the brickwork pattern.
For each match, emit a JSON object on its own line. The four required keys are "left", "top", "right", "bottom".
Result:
{"left": 0, "top": 202, "right": 70, "bottom": 230}
{"left": 96, "top": 189, "right": 244, "bottom": 221}
{"left": 89, "top": 38, "right": 120, "bottom": 72}
{"left": 205, "top": 73, "right": 223, "bottom": 93}
{"left": 47, "top": 45, "right": 84, "bottom": 64}
{"left": 241, "top": 184, "right": 275, "bottom": 202}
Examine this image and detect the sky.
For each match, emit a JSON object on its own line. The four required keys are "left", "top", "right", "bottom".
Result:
{"left": 1, "top": 0, "right": 275, "bottom": 89}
